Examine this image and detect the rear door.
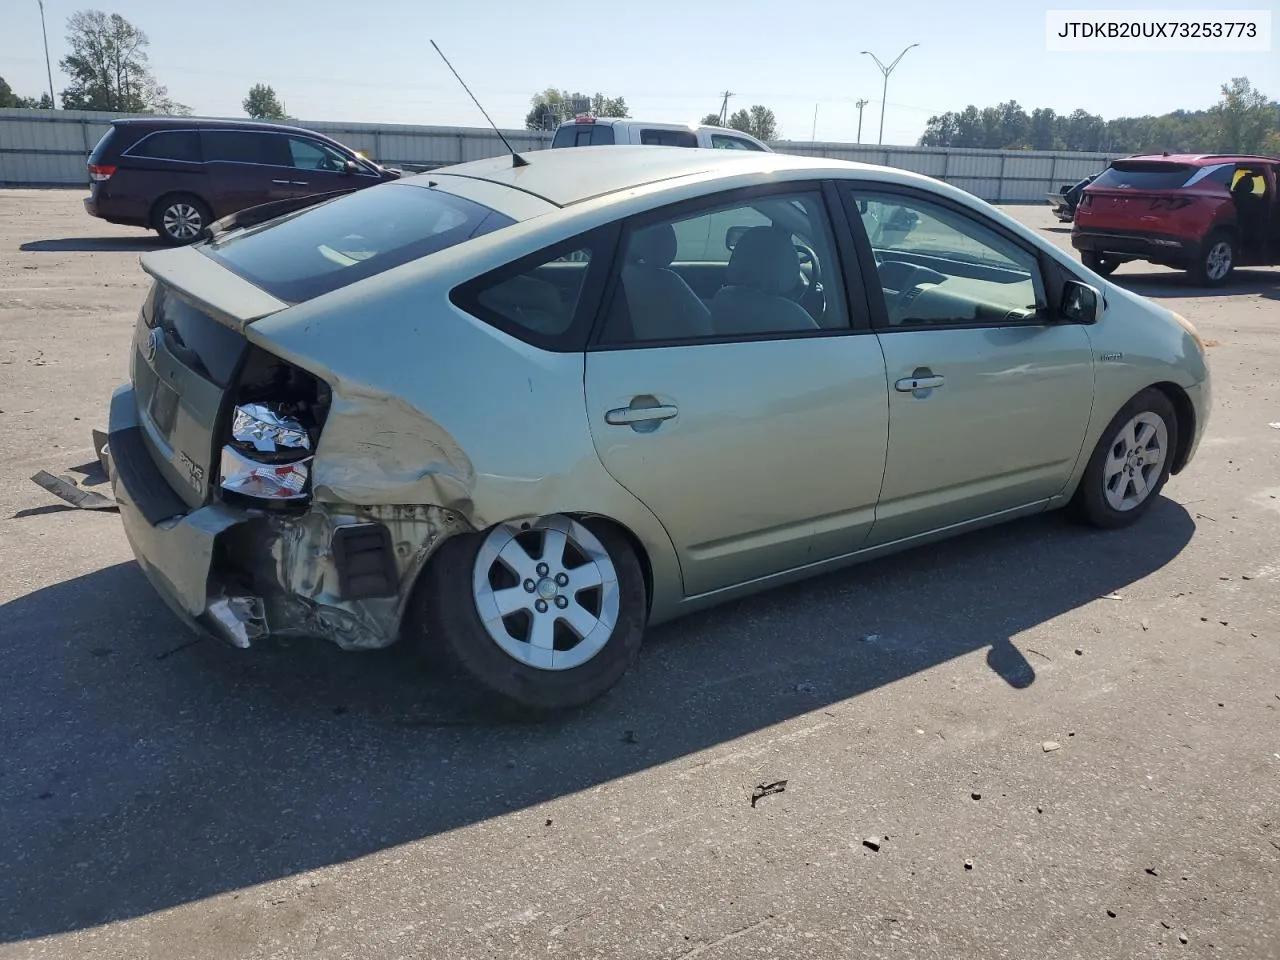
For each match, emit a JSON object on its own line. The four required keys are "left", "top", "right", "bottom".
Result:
{"left": 200, "top": 130, "right": 296, "bottom": 218}
{"left": 582, "top": 183, "right": 889, "bottom": 597}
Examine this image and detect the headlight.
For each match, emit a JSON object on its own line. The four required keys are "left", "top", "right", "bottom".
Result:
{"left": 1169, "top": 310, "right": 1206, "bottom": 354}
{"left": 221, "top": 402, "right": 314, "bottom": 501}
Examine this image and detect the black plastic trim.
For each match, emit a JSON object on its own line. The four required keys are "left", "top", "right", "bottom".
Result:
{"left": 109, "top": 425, "right": 189, "bottom": 526}
{"left": 331, "top": 523, "right": 399, "bottom": 600}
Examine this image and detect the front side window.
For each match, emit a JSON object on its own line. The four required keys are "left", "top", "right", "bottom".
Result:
{"left": 851, "top": 190, "right": 1045, "bottom": 327}
{"left": 710, "top": 134, "right": 763, "bottom": 151}
{"left": 129, "top": 130, "right": 201, "bottom": 162}
{"left": 288, "top": 137, "right": 351, "bottom": 172}
{"left": 599, "top": 190, "right": 849, "bottom": 344}
{"left": 639, "top": 129, "right": 698, "bottom": 148}
{"left": 202, "top": 183, "right": 514, "bottom": 303}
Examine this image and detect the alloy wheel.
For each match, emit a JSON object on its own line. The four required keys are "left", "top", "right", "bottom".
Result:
{"left": 1102, "top": 412, "right": 1169, "bottom": 511}
{"left": 162, "top": 203, "right": 204, "bottom": 241}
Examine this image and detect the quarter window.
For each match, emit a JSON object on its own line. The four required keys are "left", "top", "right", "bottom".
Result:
{"left": 710, "top": 134, "right": 763, "bottom": 151}
{"left": 473, "top": 248, "right": 594, "bottom": 338}
{"left": 639, "top": 129, "right": 698, "bottom": 148}
{"left": 129, "top": 130, "right": 201, "bottom": 162}
{"left": 851, "top": 190, "right": 1046, "bottom": 328}
{"left": 599, "top": 191, "right": 849, "bottom": 345}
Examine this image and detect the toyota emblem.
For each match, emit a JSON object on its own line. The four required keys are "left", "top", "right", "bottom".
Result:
{"left": 143, "top": 327, "right": 161, "bottom": 363}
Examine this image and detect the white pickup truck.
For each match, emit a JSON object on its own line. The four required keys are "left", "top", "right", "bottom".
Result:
{"left": 550, "top": 116, "right": 772, "bottom": 152}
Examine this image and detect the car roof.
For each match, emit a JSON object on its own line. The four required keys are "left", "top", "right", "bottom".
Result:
{"left": 426, "top": 145, "right": 847, "bottom": 208}
{"left": 557, "top": 117, "right": 764, "bottom": 139}
{"left": 111, "top": 116, "right": 333, "bottom": 138}
{"left": 1119, "top": 153, "right": 1280, "bottom": 165}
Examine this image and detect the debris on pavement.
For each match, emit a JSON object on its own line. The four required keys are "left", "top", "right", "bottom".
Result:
{"left": 963, "top": 859, "right": 974, "bottom": 870}
{"left": 30, "top": 470, "right": 117, "bottom": 511}
{"left": 1102, "top": 592, "right": 1123, "bottom": 600}
{"left": 971, "top": 792, "right": 982, "bottom": 801}
{"left": 1179, "top": 933, "right": 1189, "bottom": 944}
{"left": 1036, "top": 806, "right": 1044, "bottom": 814}
{"left": 1146, "top": 867, "right": 1159, "bottom": 876}
{"left": 750, "top": 780, "right": 788, "bottom": 808}
{"left": 1075, "top": 648, "right": 1084, "bottom": 656}
{"left": 1141, "top": 619, "right": 1150, "bottom": 631}
{"left": 862, "top": 836, "right": 881, "bottom": 851}
{"left": 1042, "top": 741, "right": 1062, "bottom": 753}
{"left": 860, "top": 633, "right": 882, "bottom": 643}
{"left": 1106, "top": 909, "right": 1117, "bottom": 918}
{"left": 1268, "top": 422, "right": 1280, "bottom": 430}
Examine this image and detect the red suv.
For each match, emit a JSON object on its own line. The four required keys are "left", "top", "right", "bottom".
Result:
{"left": 1072, "top": 153, "right": 1279, "bottom": 286}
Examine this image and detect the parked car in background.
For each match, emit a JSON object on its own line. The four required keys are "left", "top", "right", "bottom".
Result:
{"left": 1072, "top": 153, "right": 1280, "bottom": 285}
{"left": 94, "top": 145, "right": 1209, "bottom": 713}
{"left": 84, "top": 117, "right": 402, "bottom": 245}
{"left": 1046, "top": 173, "right": 1099, "bottom": 222}
{"left": 551, "top": 115, "right": 771, "bottom": 152}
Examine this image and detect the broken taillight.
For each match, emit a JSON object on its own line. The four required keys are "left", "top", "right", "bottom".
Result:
{"left": 220, "top": 402, "right": 313, "bottom": 502}
{"left": 88, "top": 164, "right": 116, "bottom": 181}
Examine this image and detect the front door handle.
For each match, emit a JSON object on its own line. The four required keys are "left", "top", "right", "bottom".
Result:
{"left": 895, "top": 374, "right": 945, "bottom": 392}
{"left": 605, "top": 404, "right": 679, "bottom": 426}
{"left": 271, "top": 179, "right": 291, "bottom": 185}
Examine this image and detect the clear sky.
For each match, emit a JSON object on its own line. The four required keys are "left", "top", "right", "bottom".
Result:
{"left": 2, "top": 0, "right": 1276, "bottom": 145}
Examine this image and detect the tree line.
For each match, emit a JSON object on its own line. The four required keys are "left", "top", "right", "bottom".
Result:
{"left": 919, "top": 77, "right": 1280, "bottom": 155}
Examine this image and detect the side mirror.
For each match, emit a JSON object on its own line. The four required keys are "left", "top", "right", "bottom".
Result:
{"left": 1061, "top": 279, "right": 1101, "bottom": 324}
{"left": 342, "top": 159, "right": 360, "bottom": 175}
{"left": 725, "top": 225, "right": 749, "bottom": 251}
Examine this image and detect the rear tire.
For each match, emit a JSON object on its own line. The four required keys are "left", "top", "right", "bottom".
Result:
{"left": 1081, "top": 251, "right": 1119, "bottom": 277}
{"left": 1192, "top": 230, "right": 1235, "bottom": 287}
{"left": 153, "top": 194, "right": 211, "bottom": 245}
{"left": 408, "top": 515, "right": 647, "bottom": 713}
{"left": 1069, "top": 388, "right": 1178, "bottom": 530}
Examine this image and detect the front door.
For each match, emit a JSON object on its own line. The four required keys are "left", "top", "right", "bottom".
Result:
{"left": 583, "top": 186, "right": 889, "bottom": 597}
{"left": 844, "top": 186, "right": 1096, "bottom": 547}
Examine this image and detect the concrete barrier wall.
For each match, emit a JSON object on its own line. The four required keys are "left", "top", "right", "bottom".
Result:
{"left": 0, "top": 108, "right": 1118, "bottom": 203}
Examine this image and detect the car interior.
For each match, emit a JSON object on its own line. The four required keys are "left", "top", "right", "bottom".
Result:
{"left": 480, "top": 191, "right": 1048, "bottom": 342}
{"left": 1230, "top": 166, "right": 1273, "bottom": 253}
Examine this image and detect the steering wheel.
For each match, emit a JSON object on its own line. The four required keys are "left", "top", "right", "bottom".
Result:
{"left": 791, "top": 241, "right": 827, "bottom": 320}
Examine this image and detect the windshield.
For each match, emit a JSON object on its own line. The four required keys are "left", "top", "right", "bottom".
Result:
{"left": 201, "top": 182, "right": 514, "bottom": 303}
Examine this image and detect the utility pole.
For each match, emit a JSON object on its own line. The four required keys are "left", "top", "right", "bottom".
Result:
{"left": 861, "top": 43, "right": 919, "bottom": 145}
{"left": 37, "top": 0, "right": 56, "bottom": 108}
{"left": 717, "top": 90, "right": 734, "bottom": 126}
{"left": 811, "top": 103, "right": 818, "bottom": 142}
{"left": 855, "top": 98, "right": 869, "bottom": 144}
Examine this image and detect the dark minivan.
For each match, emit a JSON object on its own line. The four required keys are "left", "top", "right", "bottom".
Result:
{"left": 84, "top": 117, "right": 402, "bottom": 244}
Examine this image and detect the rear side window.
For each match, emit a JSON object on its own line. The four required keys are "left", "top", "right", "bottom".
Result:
{"left": 640, "top": 129, "right": 698, "bottom": 147}
{"left": 1092, "top": 164, "right": 1193, "bottom": 190}
{"left": 201, "top": 182, "right": 514, "bottom": 303}
{"left": 474, "top": 248, "right": 593, "bottom": 337}
{"left": 552, "top": 124, "right": 616, "bottom": 147}
{"left": 711, "top": 134, "right": 764, "bottom": 151}
{"left": 202, "top": 131, "right": 290, "bottom": 166}
{"left": 128, "top": 130, "right": 201, "bottom": 163}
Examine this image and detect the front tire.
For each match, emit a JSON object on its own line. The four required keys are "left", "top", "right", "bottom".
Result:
{"left": 153, "top": 194, "right": 211, "bottom": 245}
{"left": 1081, "top": 251, "right": 1119, "bottom": 277}
{"left": 1192, "top": 230, "right": 1235, "bottom": 287}
{"left": 411, "top": 515, "right": 647, "bottom": 713}
{"left": 1069, "top": 388, "right": 1178, "bottom": 529}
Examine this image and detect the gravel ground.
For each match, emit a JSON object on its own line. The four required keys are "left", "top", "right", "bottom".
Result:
{"left": 1, "top": 188, "right": 1278, "bottom": 960}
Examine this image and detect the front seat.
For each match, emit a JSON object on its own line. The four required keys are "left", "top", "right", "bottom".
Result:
{"left": 620, "top": 223, "right": 713, "bottom": 340}
{"left": 709, "top": 227, "right": 819, "bottom": 336}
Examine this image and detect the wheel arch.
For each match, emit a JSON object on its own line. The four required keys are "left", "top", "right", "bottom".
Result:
{"left": 1150, "top": 380, "right": 1195, "bottom": 475}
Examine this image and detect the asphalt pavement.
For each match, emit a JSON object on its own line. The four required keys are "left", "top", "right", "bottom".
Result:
{"left": 1, "top": 188, "right": 1277, "bottom": 960}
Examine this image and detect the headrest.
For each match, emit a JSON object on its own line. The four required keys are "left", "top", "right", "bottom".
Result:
{"left": 627, "top": 223, "right": 678, "bottom": 267}
{"left": 726, "top": 226, "right": 800, "bottom": 296}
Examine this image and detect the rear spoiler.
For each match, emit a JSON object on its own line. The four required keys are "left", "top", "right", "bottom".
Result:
{"left": 139, "top": 246, "right": 288, "bottom": 333}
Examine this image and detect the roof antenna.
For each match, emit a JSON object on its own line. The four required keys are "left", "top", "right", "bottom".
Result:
{"left": 430, "top": 40, "right": 528, "bottom": 168}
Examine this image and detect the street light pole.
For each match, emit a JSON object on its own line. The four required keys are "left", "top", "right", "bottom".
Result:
{"left": 860, "top": 43, "right": 918, "bottom": 145}
{"left": 37, "top": 0, "right": 56, "bottom": 108}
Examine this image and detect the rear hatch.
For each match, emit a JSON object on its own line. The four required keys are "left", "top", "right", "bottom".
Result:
{"left": 1075, "top": 160, "right": 1209, "bottom": 230}
{"left": 127, "top": 181, "right": 515, "bottom": 511}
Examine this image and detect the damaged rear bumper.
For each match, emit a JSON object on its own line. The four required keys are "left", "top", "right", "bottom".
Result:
{"left": 106, "top": 383, "right": 465, "bottom": 651}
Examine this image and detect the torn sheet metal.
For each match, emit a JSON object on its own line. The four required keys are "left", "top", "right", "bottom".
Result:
{"left": 308, "top": 386, "right": 475, "bottom": 515}
{"left": 30, "top": 470, "right": 118, "bottom": 511}
{"left": 214, "top": 501, "right": 469, "bottom": 651}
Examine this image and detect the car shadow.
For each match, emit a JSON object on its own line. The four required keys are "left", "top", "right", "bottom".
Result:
{"left": 0, "top": 500, "right": 1196, "bottom": 942}
{"left": 20, "top": 237, "right": 163, "bottom": 253}
{"left": 1041, "top": 225, "right": 1073, "bottom": 233}
{"left": 1110, "top": 266, "right": 1280, "bottom": 299}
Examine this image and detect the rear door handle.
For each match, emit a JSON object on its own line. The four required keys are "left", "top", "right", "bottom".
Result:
{"left": 271, "top": 179, "right": 291, "bottom": 184}
{"left": 605, "top": 404, "right": 679, "bottom": 426}
{"left": 895, "top": 375, "right": 945, "bottom": 392}
{"left": 291, "top": 180, "right": 309, "bottom": 186}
